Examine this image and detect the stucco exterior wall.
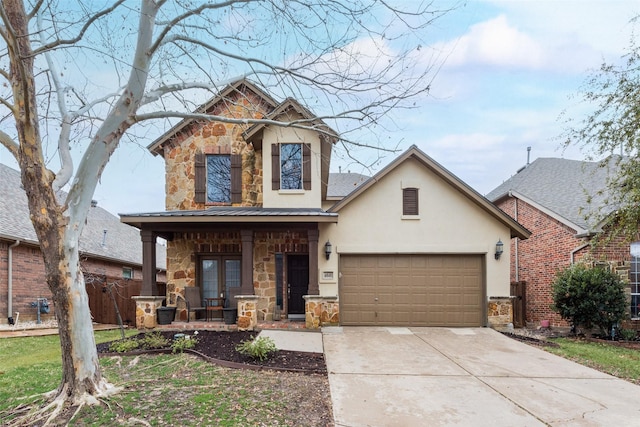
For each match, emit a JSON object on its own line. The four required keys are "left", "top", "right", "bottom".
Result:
{"left": 262, "top": 120, "right": 323, "bottom": 209}
{"left": 318, "top": 158, "right": 512, "bottom": 298}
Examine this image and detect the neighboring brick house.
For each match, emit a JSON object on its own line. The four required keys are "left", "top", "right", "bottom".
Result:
{"left": 0, "top": 163, "right": 166, "bottom": 325}
{"left": 121, "top": 78, "right": 529, "bottom": 329}
{"left": 487, "top": 157, "right": 639, "bottom": 328}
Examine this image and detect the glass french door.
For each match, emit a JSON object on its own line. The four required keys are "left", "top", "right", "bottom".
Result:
{"left": 200, "top": 257, "right": 241, "bottom": 306}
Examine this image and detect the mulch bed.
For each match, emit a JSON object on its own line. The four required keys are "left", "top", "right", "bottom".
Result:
{"left": 97, "top": 330, "right": 327, "bottom": 373}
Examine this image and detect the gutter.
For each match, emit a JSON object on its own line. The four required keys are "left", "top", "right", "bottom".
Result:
{"left": 510, "top": 192, "right": 519, "bottom": 282}
{"left": 8, "top": 240, "right": 20, "bottom": 324}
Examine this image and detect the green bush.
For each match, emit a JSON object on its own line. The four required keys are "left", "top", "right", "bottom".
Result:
{"left": 617, "top": 328, "right": 638, "bottom": 341}
{"left": 140, "top": 332, "right": 170, "bottom": 349}
{"left": 171, "top": 335, "right": 197, "bottom": 353}
{"left": 552, "top": 264, "right": 628, "bottom": 335}
{"left": 109, "top": 338, "right": 141, "bottom": 353}
{"left": 235, "top": 336, "right": 277, "bottom": 361}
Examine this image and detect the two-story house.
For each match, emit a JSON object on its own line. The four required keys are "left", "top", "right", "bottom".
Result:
{"left": 121, "top": 78, "right": 529, "bottom": 329}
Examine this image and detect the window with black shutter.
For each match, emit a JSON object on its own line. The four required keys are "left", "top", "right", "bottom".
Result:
{"left": 194, "top": 152, "right": 241, "bottom": 204}
{"left": 403, "top": 188, "right": 419, "bottom": 216}
{"left": 274, "top": 143, "right": 311, "bottom": 191}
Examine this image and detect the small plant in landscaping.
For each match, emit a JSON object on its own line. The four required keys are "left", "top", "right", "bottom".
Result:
{"left": 172, "top": 335, "right": 198, "bottom": 353}
{"left": 552, "top": 264, "right": 628, "bottom": 336}
{"left": 617, "top": 328, "right": 638, "bottom": 341}
{"left": 140, "top": 332, "right": 170, "bottom": 349}
{"left": 109, "top": 337, "right": 140, "bottom": 353}
{"left": 235, "top": 336, "right": 277, "bottom": 361}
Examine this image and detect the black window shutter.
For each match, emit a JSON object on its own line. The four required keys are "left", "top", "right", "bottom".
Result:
{"left": 195, "top": 152, "right": 206, "bottom": 204}
{"left": 303, "top": 143, "right": 311, "bottom": 190}
{"left": 403, "top": 188, "right": 419, "bottom": 215}
{"left": 231, "top": 154, "right": 242, "bottom": 204}
{"left": 271, "top": 144, "right": 280, "bottom": 190}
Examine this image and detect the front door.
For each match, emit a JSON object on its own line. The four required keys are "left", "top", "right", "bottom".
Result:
{"left": 287, "top": 255, "right": 309, "bottom": 317}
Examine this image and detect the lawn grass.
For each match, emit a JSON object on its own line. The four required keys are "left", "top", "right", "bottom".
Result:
{"left": 0, "top": 329, "right": 138, "bottom": 412}
{"left": 0, "top": 330, "right": 330, "bottom": 426}
{"left": 547, "top": 338, "right": 640, "bottom": 384}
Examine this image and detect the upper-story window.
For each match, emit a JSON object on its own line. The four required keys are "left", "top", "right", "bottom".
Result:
{"left": 403, "top": 187, "right": 419, "bottom": 216}
{"left": 272, "top": 143, "right": 311, "bottom": 191}
{"left": 207, "top": 155, "right": 231, "bottom": 203}
{"left": 194, "top": 152, "right": 241, "bottom": 205}
{"left": 281, "top": 143, "right": 302, "bottom": 190}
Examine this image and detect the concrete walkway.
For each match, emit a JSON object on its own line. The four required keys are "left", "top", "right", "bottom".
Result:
{"left": 322, "top": 327, "right": 640, "bottom": 426}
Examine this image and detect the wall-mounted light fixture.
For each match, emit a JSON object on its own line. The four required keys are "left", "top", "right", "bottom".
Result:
{"left": 495, "top": 239, "right": 504, "bottom": 260}
{"left": 324, "top": 241, "right": 332, "bottom": 260}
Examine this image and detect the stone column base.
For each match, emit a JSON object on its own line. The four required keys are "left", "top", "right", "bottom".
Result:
{"left": 132, "top": 296, "right": 166, "bottom": 329}
{"left": 487, "top": 297, "right": 513, "bottom": 328}
{"left": 235, "top": 295, "right": 259, "bottom": 331}
{"left": 304, "top": 295, "right": 339, "bottom": 329}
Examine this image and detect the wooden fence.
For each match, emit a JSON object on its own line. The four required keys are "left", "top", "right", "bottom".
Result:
{"left": 510, "top": 281, "right": 527, "bottom": 328}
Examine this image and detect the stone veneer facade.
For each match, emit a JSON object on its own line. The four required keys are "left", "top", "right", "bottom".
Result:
{"left": 162, "top": 90, "right": 270, "bottom": 211}
{"left": 487, "top": 297, "right": 513, "bottom": 328}
{"left": 166, "top": 230, "right": 309, "bottom": 321}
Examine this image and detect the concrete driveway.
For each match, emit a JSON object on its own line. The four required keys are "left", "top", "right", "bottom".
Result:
{"left": 322, "top": 327, "right": 640, "bottom": 426}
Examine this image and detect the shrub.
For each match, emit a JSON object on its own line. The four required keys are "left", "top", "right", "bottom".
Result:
{"left": 617, "top": 328, "right": 638, "bottom": 341}
{"left": 552, "top": 264, "right": 628, "bottom": 335}
{"left": 109, "top": 338, "right": 140, "bottom": 353}
{"left": 235, "top": 336, "right": 278, "bottom": 361}
{"left": 140, "top": 332, "right": 169, "bottom": 349}
{"left": 172, "top": 335, "right": 197, "bottom": 353}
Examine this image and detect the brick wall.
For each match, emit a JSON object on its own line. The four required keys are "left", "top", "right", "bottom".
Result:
{"left": 0, "top": 239, "right": 151, "bottom": 324}
{"left": 496, "top": 197, "right": 634, "bottom": 327}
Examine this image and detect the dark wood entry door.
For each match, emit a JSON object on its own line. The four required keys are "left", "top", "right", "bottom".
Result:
{"left": 287, "top": 255, "right": 309, "bottom": 315}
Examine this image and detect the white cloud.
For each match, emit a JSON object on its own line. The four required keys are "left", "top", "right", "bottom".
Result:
{"left": 436, "top": 15, "right": 545, "bottom": 70}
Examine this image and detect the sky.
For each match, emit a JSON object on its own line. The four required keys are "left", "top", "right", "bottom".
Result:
{"left": 1, "top": 0, "right": 639, "bottom": 216}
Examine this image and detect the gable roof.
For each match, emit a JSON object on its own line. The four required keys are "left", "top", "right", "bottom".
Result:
{"left": 147, "top": 77, "right": 279, "bottom": 156}
{"left": 0, "top": 163, "right": 166, "bottom": 269}
{"left": 329, "top": 145, "right": 530, "bottom": 240}
{"left": 486, "top": 157, "right": 616, "bottom": 234}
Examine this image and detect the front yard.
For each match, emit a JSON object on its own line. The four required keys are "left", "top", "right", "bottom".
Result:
{"left": 0, "top": 330, "right": 332, "bottom": 426}
{"left": 545, "top": 338, "right": 640, "bottom": 385}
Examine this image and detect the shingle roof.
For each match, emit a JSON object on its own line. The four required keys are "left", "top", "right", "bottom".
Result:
{"left": 0, "top": 163, "right": 165, "bottom": 269}
{"left": 327, "top": 173, "right": 370, "bottom": 198}
{"left": 486, "top": 157, "right": 617, "bottom": 232}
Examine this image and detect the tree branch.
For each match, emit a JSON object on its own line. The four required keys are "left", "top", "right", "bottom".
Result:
{"left": 31, "top": 0, "right": 127, "bottom": 56}
{"left": 0, "top": 129, "right": 19, "bottom": 158}
{"left": 148, "top": 0, "right": 252, "bottom": 56}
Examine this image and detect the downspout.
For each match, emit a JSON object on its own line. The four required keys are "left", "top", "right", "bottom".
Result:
{"left": 510, "top": 192, "right": 519, "bottom": 282}
{"left": 8, "top": 240, "right": 20, "bottom": 324}
{"left": 570, "top": 243, "right": 590, "bottom": 264}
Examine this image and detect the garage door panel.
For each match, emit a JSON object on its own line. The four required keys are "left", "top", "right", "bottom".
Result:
{"left": 340, "top": 254, "right": 484, "bottom": 327}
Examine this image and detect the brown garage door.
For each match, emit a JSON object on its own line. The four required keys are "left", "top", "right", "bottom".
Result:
{"left": 340, "top": 254, "right": 484, "bottom": 327}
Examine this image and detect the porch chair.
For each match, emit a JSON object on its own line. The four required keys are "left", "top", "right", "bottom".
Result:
{"left": 184, "top": 287, "right": 207, "bottom": 323}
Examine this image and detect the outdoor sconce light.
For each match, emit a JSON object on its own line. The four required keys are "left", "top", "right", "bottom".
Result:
{"left": 324, "top": 241, "right": 332, "bottom": 260}
{"left": 495, "top": 239, "right": 504, "bottom": 260}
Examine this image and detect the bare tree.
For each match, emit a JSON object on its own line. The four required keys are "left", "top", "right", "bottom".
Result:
{"left": 561, "top": 26, "right": 640, "bottom": 242}
{"left": 0, "top": 0, "right": 452, "bottom": 421}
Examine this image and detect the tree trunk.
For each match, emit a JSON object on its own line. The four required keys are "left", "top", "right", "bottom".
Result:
{"left": 3, "top": 0, "right": 113, "bottom": 406}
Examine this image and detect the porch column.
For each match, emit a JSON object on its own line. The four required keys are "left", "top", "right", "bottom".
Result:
{"left": 141, "top": 229, "right": 158, "bottom": 296}
{"left": 308, "top": 228, "right": 319, "bottom": 295}
{"left": 241, "top": 229, "right": 254, "bottom": 294}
